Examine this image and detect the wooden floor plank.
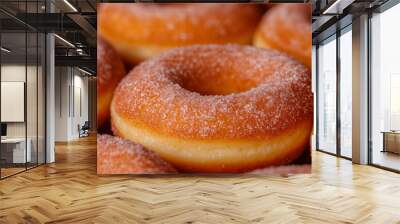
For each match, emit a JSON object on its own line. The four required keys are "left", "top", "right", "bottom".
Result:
{"left": 0, "top": 135, "right": 399, "bottom": 223}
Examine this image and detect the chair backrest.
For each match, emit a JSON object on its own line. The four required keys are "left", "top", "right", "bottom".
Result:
{"left": 82, "top": 121, "right": 90, "bottom": 129}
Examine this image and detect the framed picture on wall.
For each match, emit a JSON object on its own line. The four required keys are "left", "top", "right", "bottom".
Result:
{"left": 1, "top": 81, "right": 25, "bottom": 122}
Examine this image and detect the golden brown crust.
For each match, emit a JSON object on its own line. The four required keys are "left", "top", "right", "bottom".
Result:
{"left": 254, "top": 3, "right": 312, "bottom": 68}
{"left": 97, "top": 39, "right": 126, "bottom": 128}
{"left": 98, "top": 3, "right": 263, "bottom": 63}
{"left": 111, "top": 114, "right": 312, "bottom": 173}
{"left": 112, "top": 45, "right": 313, "bottom": 140}
{"left": 97, "top": 134, "right": 177, "bottom": 174}
{"left": 111, "top": 45, "right": 313, "bottom": 173}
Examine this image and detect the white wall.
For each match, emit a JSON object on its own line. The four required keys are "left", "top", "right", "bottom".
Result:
{"left": 54, "top": 66, "right": 70, "bottom": 141}
{"left": 72, "top": 73, "right": 89, "bottom": 137}
{"left": 54, "top": 67, "right": 90, "bottom": 141}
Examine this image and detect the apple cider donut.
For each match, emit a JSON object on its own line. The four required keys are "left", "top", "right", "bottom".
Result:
{"left": 98, "top": 3, "right": 263, "bottom": 63}
{"left": 254, "top": 4, "right": 312, "bottom": 68}
{"left": 97, "top": 134, "right": 177, "bottom": 174}
{"left": 111, "top": 45, "right": 313, "bottom": 173}
{"left": 97, "top": 39, "right": 126, "bottom": 128}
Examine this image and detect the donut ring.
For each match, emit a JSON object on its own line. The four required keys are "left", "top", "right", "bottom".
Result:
{"left": 97, "top": 39, "right": 126, "bottom": 128}
{"left": 97, "top": 134, "right": 177, "bottom": 174}
{"left": 111, "top": 45, "right": 313, "bottom": 173}
{"left": 98, "top": 3, "right": 263, "bottom": 63}
{"left": 254, "top": 4, "right": 312, "bottom": 68}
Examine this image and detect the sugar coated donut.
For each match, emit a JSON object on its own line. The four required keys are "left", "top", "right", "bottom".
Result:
{"left": 97, "top": 39, "right": 126, "bottom": 128}
{"left": 254, "top": 4, "right": 312, "bottom": 68}
{"left": 98, "top": 3, "right": 263, "bottom": 63}
{"left": 97, "top": 134, "right": 177, "bottom": 174}
{"left": 111, "top": 45, "right": 313, "bottom": 173}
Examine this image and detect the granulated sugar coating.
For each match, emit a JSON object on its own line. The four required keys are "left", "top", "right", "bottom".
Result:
{"left": 97, "top": 134, "right": 177, "bottom": 174}
{"left": 99, "top": 3, "right": 262, "bottom": 45}
{"left": 256, "top": 4, "right": 312, "bottom": 68}
{"left": 112, "top": 44, "right": 313, "bottom": 140}
{"left": 97, "top": 38, "right": 126, "bottom": 127}
{"left": 98, "top": 3, "right": 263, "bottom": 63}
{"left": 97, "top": 39, "right": 125, "bottom": 88}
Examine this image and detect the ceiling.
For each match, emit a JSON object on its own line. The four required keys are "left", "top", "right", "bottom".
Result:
{"left": 0, "top": 0, "right": 97, "bottom": 73}
{"left": 1, "top": 0, "right": 395, "bottom": 71}
{"left": 312, "top": 0, "right": 391, "bottom": 43}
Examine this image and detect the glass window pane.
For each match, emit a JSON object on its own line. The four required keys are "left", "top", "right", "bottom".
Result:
{"left": 317, "top": 36, "right": 337, "bottom": 154}
{"left": 340, "top": 28, "right": 352, "bottom": 158}
{"left": 0, "top": 0, "right": 46, "bottom": 179}
{"left": 371, "top": 4, "right": 400, "bottom": 171}
{"left": 1, "top": 31, "right": 27, "bottom": 177}
{"left": 27, "top": 31, "right": 38, "bottom": 168}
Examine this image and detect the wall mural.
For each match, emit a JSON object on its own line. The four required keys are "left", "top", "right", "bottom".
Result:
{"left": 96, "top": 3, "right": 313, "bottom": 175}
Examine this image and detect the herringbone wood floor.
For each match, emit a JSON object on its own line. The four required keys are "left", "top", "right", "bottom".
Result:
{"left": 0, "top": 135, "right": 399, "bottom": 224}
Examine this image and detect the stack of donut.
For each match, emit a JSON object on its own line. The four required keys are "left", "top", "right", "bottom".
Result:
{"left": 97, "top": 3, "right": 313, "bottom": 174}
